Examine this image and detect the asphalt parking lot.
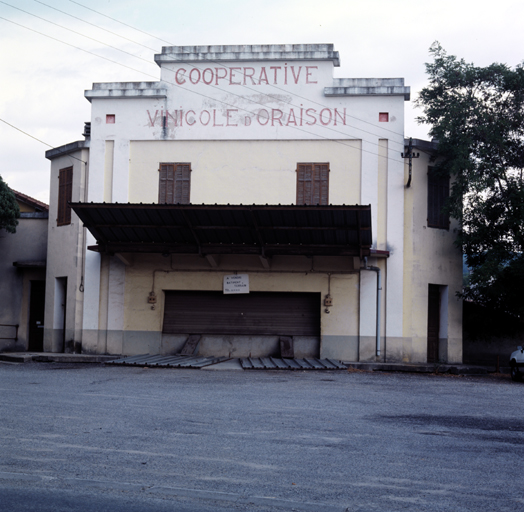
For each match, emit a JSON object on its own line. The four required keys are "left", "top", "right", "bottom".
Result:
{"left": 0, "top": 362, "right": 522, "bottom": 511}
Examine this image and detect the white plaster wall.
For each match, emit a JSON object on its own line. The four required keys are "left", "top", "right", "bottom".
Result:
{"left": 384, "top": 138, "right": 406, "bottom": 339}
{"left": 44, "top": 148, "right": 88, "bottom": 353}
{"left": 87, "top": 138, "right": 106, "bottom": 203}
{"left": 87, "top": 60, "right": 406, "bottom": 146}
{"left": 360, "top": 140, "right": 379, "bottom": 245}
{"left": 402, "top": 150, "right": 463, "bottom": 363}
{"left": 82, "top": 235, "right": 101, "bottom": 330}
{"left": 359, "top": 117, "right": 406, "bottom": 359}
{"left": 121, "top": 253, "right": 359, "bottom": 342}
{"left": 359, "top": 268, "right": 377, "bottom": 338}
{"left": 128, "top": 139, "right": 361, "bottom": 205}
{"left": 86, "top": 74, "right": 406, "bottom": 211}
{"left": 108, "top": 257, "right": 126, "bottom": 332}
{"left": 112, "top": 140, "right": 130, "bottom": 203}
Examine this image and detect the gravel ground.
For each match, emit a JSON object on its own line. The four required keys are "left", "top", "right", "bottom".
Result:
{"left": 0, "top": 362, "right": 522, "bottom": 511}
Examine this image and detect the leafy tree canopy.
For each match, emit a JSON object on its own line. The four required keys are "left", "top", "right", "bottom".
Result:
{"left": 0, "top": 175, "right": 20, "bottom": 234}
{"left": 417, "top": 43, "right": 524, "bottom": 316}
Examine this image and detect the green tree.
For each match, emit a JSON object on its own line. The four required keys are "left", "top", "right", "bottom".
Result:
{"left": 0, "top": 175, "right": 20, "bottom": 233}
{"left": 417, "top": 43, "right": 524, "bottom": 316}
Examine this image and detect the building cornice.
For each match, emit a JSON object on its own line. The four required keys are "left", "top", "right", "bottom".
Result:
{"left": 325, "top": 78, "right": 410, "bottom": 100}
{"left": 45, "top": 140, "right": 87, "bottom": 161}
{"left": 85, "top": 82, "right": 167, "bottom": 102}
{"left": 154, "top": 44, "right": 340, "bottom": 67}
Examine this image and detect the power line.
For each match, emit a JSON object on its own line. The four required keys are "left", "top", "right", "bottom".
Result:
{"left": 0, "top": 16, "right": 155, "bottom": 76}
{"left": 28, "top": 0, "right": 407, "bottom": 147}
{"left": 65, "top": 0, "right": 407, "bottom": 144}
{"left": 0, "top": 1, "right": 153, "bottom": 64}
{"left": 0, "top": 118, "right": 87, "bottom": 164}
{"left": 0, "top": 16, "right": 406, "bottom": 164}
{"left": 33, "top": 0, "right": 158, "bottom": 51}
{"left": 67, "top": 0, "right": 173, "bottom": 46}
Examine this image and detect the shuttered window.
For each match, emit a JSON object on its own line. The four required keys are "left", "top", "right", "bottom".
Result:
{"left": 159, "top": 163, "right": 191, "bottom": 204}
{"left": 296, "top": 163, "right": 329, "bottom": 205}
{"left": 57, "top": 167, "right": 73, "bottom": 226}
{"left": 427, "top": 166, "right": 449, "bottom": 229}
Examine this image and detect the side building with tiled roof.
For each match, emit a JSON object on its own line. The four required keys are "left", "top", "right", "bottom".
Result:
{"left": 0, "top": 189, "right": 48, "bottom": 352}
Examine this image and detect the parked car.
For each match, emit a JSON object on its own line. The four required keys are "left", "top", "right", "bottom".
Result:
{"left": 510, "top": 346, "right": 524, "bottom": 382}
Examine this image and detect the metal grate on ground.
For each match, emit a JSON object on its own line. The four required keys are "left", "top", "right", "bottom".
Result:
{"left": 106, "top": 354, "right": 231, "bottom": 368}
{"left": 240, "top": 357, "right": 347, "bottom": 370}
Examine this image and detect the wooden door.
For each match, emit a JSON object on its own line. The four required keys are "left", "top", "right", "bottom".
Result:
{"left": 427, "top": 284, "right": 440, "bottom": 363}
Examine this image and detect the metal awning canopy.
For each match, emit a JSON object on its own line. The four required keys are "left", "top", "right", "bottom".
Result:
{"left": 71, "top": 203, "right": 372, "bottom": 258}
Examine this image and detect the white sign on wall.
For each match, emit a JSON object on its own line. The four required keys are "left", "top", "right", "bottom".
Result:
{"left": 223, "top": 274, "right": 250, "bottom": 294}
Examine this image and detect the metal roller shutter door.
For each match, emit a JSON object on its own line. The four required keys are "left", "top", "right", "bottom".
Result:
{"left": 163, "top": 291, "right": 320, "bottom": 336}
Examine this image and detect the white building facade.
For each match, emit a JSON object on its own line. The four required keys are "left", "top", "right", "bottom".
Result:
{"left": 44, "top": 44, "right": 462, "bottom": 363}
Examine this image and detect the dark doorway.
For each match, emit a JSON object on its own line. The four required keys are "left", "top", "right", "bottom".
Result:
{"left": 427, "top": 284, "right": 440, "bottom": 363}
{"left": 28, "top": 280, "right": 46, "bottom": 352}
{"left": 54, "top": 277, "right": 67, "bottom": 353}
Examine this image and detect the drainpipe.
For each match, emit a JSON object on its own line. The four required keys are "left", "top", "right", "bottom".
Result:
{"left": 363, "top": 257, "right": 382, "bottom": 358}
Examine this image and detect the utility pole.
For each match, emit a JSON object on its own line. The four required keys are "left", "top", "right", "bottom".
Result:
{"left": 402, "top": 137, "right": 419, "bottom": 188}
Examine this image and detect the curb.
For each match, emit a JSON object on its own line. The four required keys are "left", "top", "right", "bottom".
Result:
{"left": 0, "top": 353, "right": 118, "bottom": 364}
{"left": 0, "top": 352, "right": 509, "bottom": 375}
{"left": 343, "top": 362, "right": 509, "bottom": 375}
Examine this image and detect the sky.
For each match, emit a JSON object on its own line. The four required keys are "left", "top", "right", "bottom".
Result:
{"left": 0, "top": 0, "right": 523, "bottom": 203}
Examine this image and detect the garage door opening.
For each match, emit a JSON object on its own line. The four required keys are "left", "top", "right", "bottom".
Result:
{"left": 162, "top": 291, "right": 321, "bottom": 358}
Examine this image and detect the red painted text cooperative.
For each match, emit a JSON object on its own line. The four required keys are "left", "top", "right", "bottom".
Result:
{"left": 170, "top": 65, "right": 319, "bottom": 86}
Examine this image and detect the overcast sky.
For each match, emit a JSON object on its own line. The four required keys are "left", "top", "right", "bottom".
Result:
{"left": 1, "top": 0, "right": 523, "bottom": 203}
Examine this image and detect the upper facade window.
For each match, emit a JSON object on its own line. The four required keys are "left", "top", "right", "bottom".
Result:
{"left": 57, "top": 167, "right": 73, "bottom": 226}
{"left": 296, "top": 163, "right": 329, "bottom": 205}
{"left": 427, "top": 166, "right": 449, "bottom": 229}
{"left": 158, "top": 163, "right": 191, "bottom": 204}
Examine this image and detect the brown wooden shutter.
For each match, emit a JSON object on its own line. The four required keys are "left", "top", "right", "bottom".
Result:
{"left": 438, "top": 175, "right": 449, "bottom": 228}
{"left": 159, "top": 163, "right": 190, "bottom": 204}
{"left": 317, "top": 163, "right": 329, "bottom": 205}
{"left": 427, "top": 169, "right": 436, "bottom": 225}
{"left": 159, "top": 164, "right": 174, "bottom": 204}
{"left": 158, "top": 164, "right": 167, "bottom": 203}
{"left": 427, "top": 167, "right": 449, "bottom": 229}
{"left": 297, "top": 164, "right": 309, "bottom": 204}
{"left": 296, "top": 163, "right": 329, "bottom": 205}
{"left": 174, "top": 164, "right": 191, "bottom": 204}
{"left": 57, "top": 167, "right": 72, "bottom": 226}
{"left": 312, "top": 165, "right": 321, "bottom": 205}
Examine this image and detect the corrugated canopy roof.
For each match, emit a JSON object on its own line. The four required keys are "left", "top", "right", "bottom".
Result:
{"left": 71, "top": 203, "right": 372, "bottom": 258}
